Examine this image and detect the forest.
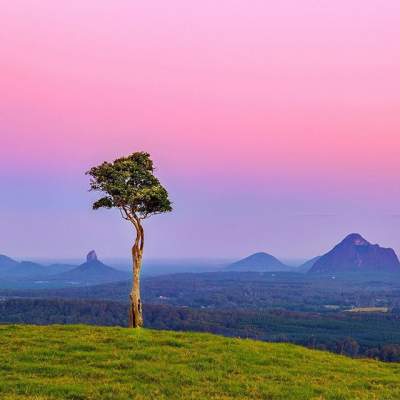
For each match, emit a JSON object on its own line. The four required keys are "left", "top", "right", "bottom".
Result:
{"left": 1, "top": 297, "right": 400, "bottom": 362}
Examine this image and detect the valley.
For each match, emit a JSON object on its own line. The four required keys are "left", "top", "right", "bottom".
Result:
{"left": 1, "top": 233, "right": 400, "bottom": 362}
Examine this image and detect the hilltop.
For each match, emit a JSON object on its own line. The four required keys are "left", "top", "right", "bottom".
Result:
{"left": 0, "top": 324, "right": 399, "bottom": 399}
{"left": 227, "top": 252, "right": 292, "bottom": 272}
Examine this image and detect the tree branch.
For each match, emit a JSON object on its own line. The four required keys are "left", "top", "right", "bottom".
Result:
{"left": 119, "top": 208, "right": 129, "bottom": 220}
{"left": 122, "top": 206, "right": 140, "bottom": 231}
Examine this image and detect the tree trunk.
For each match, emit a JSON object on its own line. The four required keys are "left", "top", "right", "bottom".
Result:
{"left": 128, "top": 224, "right": 144, "bottom": 328}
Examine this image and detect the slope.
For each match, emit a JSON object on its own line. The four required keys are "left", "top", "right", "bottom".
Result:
{"left": 0, "top": 324, "right": 399, "bottom": 399}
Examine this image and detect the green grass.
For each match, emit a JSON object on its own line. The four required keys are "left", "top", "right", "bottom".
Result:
{"left": 0, "top": 325, "right": 399, "bottom": 399}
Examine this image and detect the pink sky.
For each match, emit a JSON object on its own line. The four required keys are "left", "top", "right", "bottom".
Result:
{"left": 1, "top": 1, "right": 400, "bottom": 260}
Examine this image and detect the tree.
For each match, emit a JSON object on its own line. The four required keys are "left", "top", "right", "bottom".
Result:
{"left": 336, "top": 337, "right": 359, "bottom": 357}
{"left": 380, "top": 344, "right": 400, "bottom": 362}
{"left": 86, "top": 152, "right": 172, "bottom": 328}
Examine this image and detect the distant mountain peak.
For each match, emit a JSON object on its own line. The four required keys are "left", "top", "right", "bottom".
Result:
{"left": 86, "top": 250, "right": 98, "bottom": 263}
{"left": 252, "top": 252, "right": 272, "bottom": 257}
{"left": 309, "top": 233, "right": 400, "bottom": 274}
{"left": 52, "top": 251, "right": 129, "bottom": 284}
{"left": 342, "top": 233, "right": 369, "bottom": 246}
{"left": 227, "top": 252, "right": 292, "bottom": 272}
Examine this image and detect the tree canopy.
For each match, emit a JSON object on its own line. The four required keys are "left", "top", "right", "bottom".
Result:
{"left": 86, "top": 152, "right": 172, "bottom": 220}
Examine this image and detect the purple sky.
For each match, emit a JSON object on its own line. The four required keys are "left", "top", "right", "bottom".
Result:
{"left": 1, "top": 1, "right": 400, "bottom": 260}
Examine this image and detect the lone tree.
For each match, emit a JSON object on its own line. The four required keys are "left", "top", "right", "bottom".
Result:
{"left": 87, "top": 152, "right": 172, "bottom": 328}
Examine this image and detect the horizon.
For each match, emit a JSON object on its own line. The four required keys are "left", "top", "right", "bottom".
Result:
{"left": 2, "top": 1, "right": 400, "bottom": 259}
{"left": 3, "top": 231, "right": 400, "bottom": 268}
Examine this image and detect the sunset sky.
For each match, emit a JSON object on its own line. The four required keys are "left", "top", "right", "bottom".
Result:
{"left": 1, "top": 1, "right": 400, "bottom": 260}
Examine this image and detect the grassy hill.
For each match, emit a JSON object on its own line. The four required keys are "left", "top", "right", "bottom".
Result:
{"left": 0, "top": 325, "right": 399, "bottom": 399}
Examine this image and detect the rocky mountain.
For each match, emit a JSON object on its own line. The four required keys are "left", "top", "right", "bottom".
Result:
{"left": 227, "top": 252, "right": 292, "bottom": 272}
{"left": 86, "top": 250, "right": 98, "bottom": 262}
{"left": 54, "top": 251, "right": 129, "bottom": 284}
{"left": 309, "top": 233, "right": 400, "bottom": 274}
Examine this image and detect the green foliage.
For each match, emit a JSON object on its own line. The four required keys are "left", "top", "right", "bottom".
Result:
{"left": 87, "top": 152, "right": 172, "bottom": 219}
{"left": 2, "top": 298, "right": 400, "bottom": 361}
{"left": 0, "top": 324, "right": 400, "bottom": 399}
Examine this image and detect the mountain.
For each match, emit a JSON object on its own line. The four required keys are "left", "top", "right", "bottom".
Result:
{"left": 0, "top": 255, "right": 44, "bottom": 277}
{"left": 0, "top": 254, "right": 75, "bottom": 279}
{"left": 0, "top": 251, "right": 128, "bottom": 285}
{"left": 0, "top": 255, "right": 19, "bottom": 270}
{"left": 44, "top": 263, "right": 77, "bottom": 275}
{"left": 227, "top": 252, "right": 292, "bottom": 272}
{"left": 54, "top": 251, "right": 129, "bottom": 284}
{"left": 297, "top": 256, "right": 321, "bottom": 273}
{"left": 309, "top": 233, "right": 400, "bottom": 274}
{"left": 9, "top": 261, "right": 45, "bottom": 277}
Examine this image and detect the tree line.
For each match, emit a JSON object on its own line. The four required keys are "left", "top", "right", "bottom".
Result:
{"left": 1, "top": 298, "right": 400, "bottom": 362}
